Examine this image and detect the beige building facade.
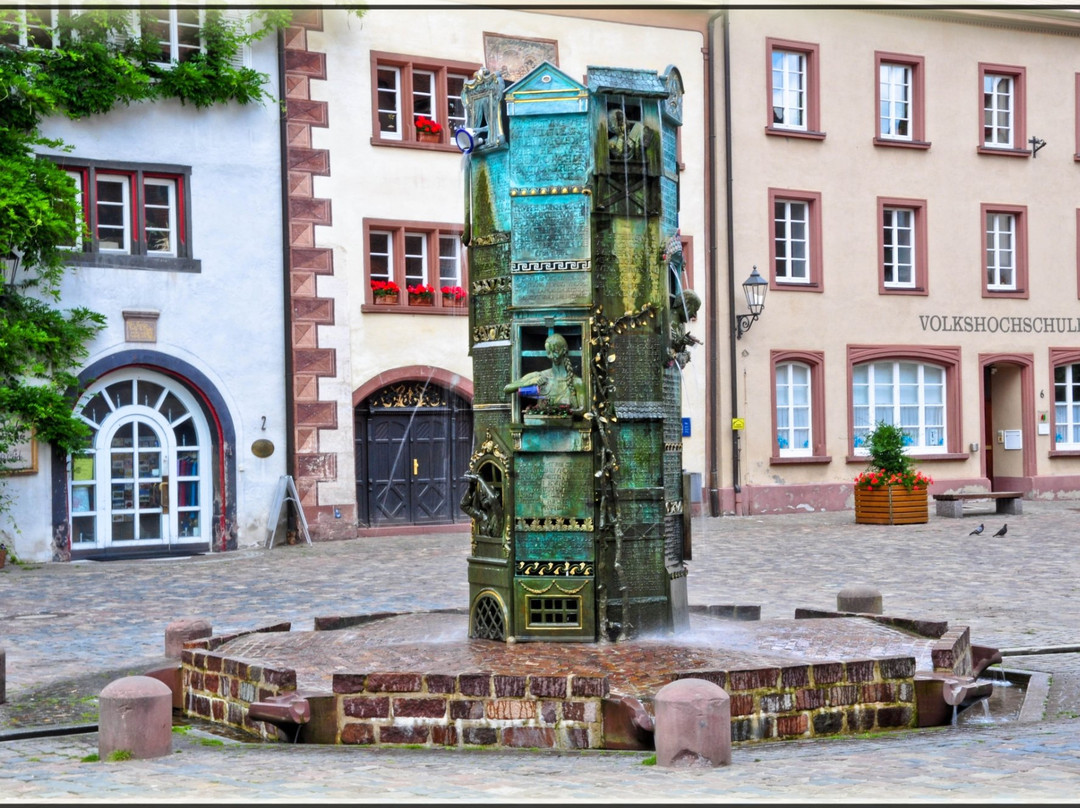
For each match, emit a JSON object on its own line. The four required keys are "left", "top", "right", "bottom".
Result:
{"left": 716, "top": 7, "right": 1080, "bottom": 515}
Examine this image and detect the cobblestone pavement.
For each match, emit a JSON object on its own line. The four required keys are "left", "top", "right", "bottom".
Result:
{"left": 2, "top": 500, "right": 1079, "bottom": 803}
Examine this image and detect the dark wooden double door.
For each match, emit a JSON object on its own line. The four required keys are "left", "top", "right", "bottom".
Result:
{"left": 355, "top": 382, "right": 472, "bottom": 526}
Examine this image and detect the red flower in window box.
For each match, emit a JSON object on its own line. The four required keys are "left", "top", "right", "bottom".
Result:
{"left": 441, "top": 285, "right": 466, "bottom": 304}
{"left": 371, "top": 280, "right": 400, "bottom": 298}
{"left": 407, "top": 283, "right": 435, "bottom": 305}
{"left": 415, "top": 116, "right": 443, "bottom": 135}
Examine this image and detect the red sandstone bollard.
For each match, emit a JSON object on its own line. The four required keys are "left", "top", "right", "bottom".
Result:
{"left": 98, "top": 675, "right": 173, "bottom": 760}
{"left": 164, "top": 618, "right": 212, "bottom": 658}
{"left": 653, "top": 677, "right": 731, "bottom": 768}
{"left": 0, "top": 645, "right": 5, "bottom": 704}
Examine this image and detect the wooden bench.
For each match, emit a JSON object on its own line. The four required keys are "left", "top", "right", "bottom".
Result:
{"left": 932, "top": 491, "right": 1023, "bottom": 518}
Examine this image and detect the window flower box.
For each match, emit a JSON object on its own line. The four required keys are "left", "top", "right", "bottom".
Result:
{"left": 407, "top": 283, "right": 436, "bottom": 306}
{"left": 415, "top": 116, "right": 443, "bottom": 143}
{"left": 371, "top": 280, "right": 400, "bottom": 305}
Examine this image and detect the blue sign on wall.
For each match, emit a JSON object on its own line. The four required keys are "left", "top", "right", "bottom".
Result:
{"left": 682, "top": 417, "right": 691, "bottom": 437}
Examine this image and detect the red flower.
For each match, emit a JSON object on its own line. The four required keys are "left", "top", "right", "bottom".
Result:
{"left": 415, "top": 116, "right": 443, "bottom": 135}
{"left": 371, "top": 280, "right": 400, "bottom": 297}
{"left": 441, "top": 285, "right": 466, "bottom": 301}
{"left": 407, "top": 283, "right": 435, "bottom": 299}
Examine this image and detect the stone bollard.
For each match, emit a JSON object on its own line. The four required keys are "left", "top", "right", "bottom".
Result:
{"left": 164, "top": 618, "right": 212, "bottom": 658}
{"left": 0, "top": 645, "right": 5, "bottom": 705}
{"left": 837, "top": 585, "right": 883, "bottom": 615}
{"left": 653, "top": 677, "right": 731, "bottom": 768}
{"left": 98, "top": 675, "right": 173, "bottom": 760}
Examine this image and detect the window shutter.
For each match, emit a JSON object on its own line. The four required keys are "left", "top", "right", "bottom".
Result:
{"left": 219, "top": 9, "right": 251, "bottom": 69}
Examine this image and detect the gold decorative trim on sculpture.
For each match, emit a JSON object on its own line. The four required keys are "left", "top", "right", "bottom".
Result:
{"left": 472, "top": 323, "right": 512, "bottom": 343}
{"left": 665, "top": 500, "right": 684, "bottom": 515}
{"left": 516, "top": 560, "right": 594, "bottom": 577}
{"left": 664, "top": 442, "right": 682, "bottom": 452}
{"left": 468, "top": 232, "right": 510, "bottom": 247}
{"left": 472, "top": 276, "right": 511, "bottom": 295}
{"left": 515, "top": 516, "right": 594, "bottom": 532}
{"left": 510, "top": 186, "right": 591, "bottom": 197}
{"left": 518, "top": 579, "right": 590, "bottom": 595}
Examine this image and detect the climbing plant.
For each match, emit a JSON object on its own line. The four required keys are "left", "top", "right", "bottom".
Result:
{"left": 0, "top": 9, "right": 292, "bottom": 505}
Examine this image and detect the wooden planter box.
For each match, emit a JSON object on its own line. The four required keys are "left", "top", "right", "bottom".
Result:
{"left": 374, "top": 293, "right": 399, "bottom": 305}
{"left": 409, "top": 294, "right": 434, "bottom": 306}
{"left": 854, "top": 485, "right": 929, "bottom": 525}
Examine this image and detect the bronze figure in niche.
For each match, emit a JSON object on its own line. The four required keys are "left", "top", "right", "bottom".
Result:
{"left": 503, "top": 332, "right": 585, "bottom": 414}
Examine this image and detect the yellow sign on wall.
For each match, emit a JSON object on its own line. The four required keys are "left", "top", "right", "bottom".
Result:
{"left": 731, "top": 417, "right": 745, "bottom": 430}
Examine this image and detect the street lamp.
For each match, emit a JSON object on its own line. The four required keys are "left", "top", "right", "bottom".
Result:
{"left": 735, "top": 266, "right": 768, "bottom": 339}
{"left": 2, "top": 249, "right": 21, "bottom": 288}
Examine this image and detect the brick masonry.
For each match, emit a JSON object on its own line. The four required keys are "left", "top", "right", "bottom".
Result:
{"left": 178, "top": 617, "right": 956, "bottom": 748}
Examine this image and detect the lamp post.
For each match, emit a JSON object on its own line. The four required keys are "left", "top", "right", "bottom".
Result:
{"left": 2, "top": 249, "right": 21, "bottom": 289}
{"left": 735, "top": 266, "right": 768, "bottom": 339}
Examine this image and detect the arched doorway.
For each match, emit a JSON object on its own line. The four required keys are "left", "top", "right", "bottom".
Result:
{"left": 354, "top": 379, "right": 472, "bottom": 527}
{"left": 68, "top": 368, "right": 215, "bottom": 559}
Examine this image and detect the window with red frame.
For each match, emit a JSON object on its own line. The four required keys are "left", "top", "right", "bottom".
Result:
{"left": 371, "top": 51, "right": 478, "bottom": 147}
{"left": 51, "top": 159, "right": 197, "bottom": 271}
{"left": 365, "top": 220, "right": 466, "bottom": 312}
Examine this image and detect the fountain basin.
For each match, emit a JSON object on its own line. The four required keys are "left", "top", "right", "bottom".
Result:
{"left": 179, "top": 606, "right": 995, "bottom": 750}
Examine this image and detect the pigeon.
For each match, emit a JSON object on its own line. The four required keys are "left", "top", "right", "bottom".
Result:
{"left": 969, "top": 523, "right": 984, "bottom": 536}
{"left": 992, "top": 524, "right": 1007, "bottom": 537}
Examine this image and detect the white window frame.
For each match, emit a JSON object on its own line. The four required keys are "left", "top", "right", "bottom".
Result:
{"left": 369, "top": 230, "right": 393, "bottom": 284}
{"left": 853, "top": 361, "right": 946, "bottom": 455}
{"left": 0, "top": 8, "right": 67, "bottom": 49}
{"left": 376, "top": 66, "right": 404, "bottom": 141}
{"left": 983, "top": 73, "right": 1014, "bottom": 148}
{"left": 986, "top": 211, "right": 1016, "bottom": 290}
{"left": 774, "top": 199, "right": 810, "bottom": 283}
{"left": 95, "top": 173, "right": 132, "bottom": 254}
{"left": 776, "top": 361, "right": 812, "bottom": 457}
{"left": 438, "top": 234, "right": 462, "bottom": 288}
{"left": 143, "top": 177, "right": 177, "bottom": 257}
{"left": 879, "top": 62, "right": 912, "bottom": 141}
{"left": 771, "top": 49, "right": 806, "bottom": 131}
{"left": 140, "top": 8, "right": 205, "bottom": 66}
{"left": 883, "top": 206, "right": 916, "bottom": 288}
{"left": 1054, "top": 362, "right": 1080, "bottom": 448}
{"left": 404, "top": 232, "right": 429, "bottom": 288}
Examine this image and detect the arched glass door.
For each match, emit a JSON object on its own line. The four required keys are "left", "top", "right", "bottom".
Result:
{"left": 69, "top": 370, "right": 212, "bottom": 555}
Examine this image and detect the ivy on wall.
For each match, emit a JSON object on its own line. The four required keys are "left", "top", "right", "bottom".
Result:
{"left": 0, "top": 9, "right": 290, "bottom": 497}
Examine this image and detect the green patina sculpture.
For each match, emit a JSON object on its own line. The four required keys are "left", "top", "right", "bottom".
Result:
{"left": 458, "top": 62, "right": 696, "bottom": 643}
{"left": 503, "top": 333, "right": 586, "bottom": 414}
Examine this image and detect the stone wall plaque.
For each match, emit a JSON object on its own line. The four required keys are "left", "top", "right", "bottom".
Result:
{"left": 511, "top": 194, "right": 591, "bottom": 263}
{"left": 509, "top": 116, "right": 590, "bottom": 185}
{"left": 511, "top": 271, "right": 592, "bottom": 309}
{"left": 611, "top": 334, "right": 663, "bottom": 402}
{"left": 514, "top": 530, "right": 594, "bottom": 561}
{"left": 472, "top": 344, "right": 513, "bottom": 405}
{"left": 514, "top": 453, "right": 593, "bottom": 520}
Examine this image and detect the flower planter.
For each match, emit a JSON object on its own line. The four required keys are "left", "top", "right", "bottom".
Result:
{"left": 374, "top": 294, "right": 399, "bottom": 306}
{"left": 409, "top": 294, "right": 434, "bottom": 306}
{"left": 854, "top": 485, "right": 929, "bottom": 525}
{"left": 443, "top": 295, "right": 465, "bottom": 307}
{"left": 417, "top": 131, "right": 441, "bottom": 144}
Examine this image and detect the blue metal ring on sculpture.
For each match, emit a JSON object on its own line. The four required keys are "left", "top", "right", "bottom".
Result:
{"left": 454, "top": 127, "right": 485, "bottom": 154}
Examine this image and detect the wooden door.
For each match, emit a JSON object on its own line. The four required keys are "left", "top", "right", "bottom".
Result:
{"left": 356, "top": 382, "right": 472, "bottom": 527}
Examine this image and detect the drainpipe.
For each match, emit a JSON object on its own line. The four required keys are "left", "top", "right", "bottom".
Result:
{"left": 277, "top": 27, "right": 296, "bottom": 482}
{"left": 705, "top": 10, "right": 726, "bottom": 517}
{"left": 721, "top": 11, "right": 742, "bottom": 514}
